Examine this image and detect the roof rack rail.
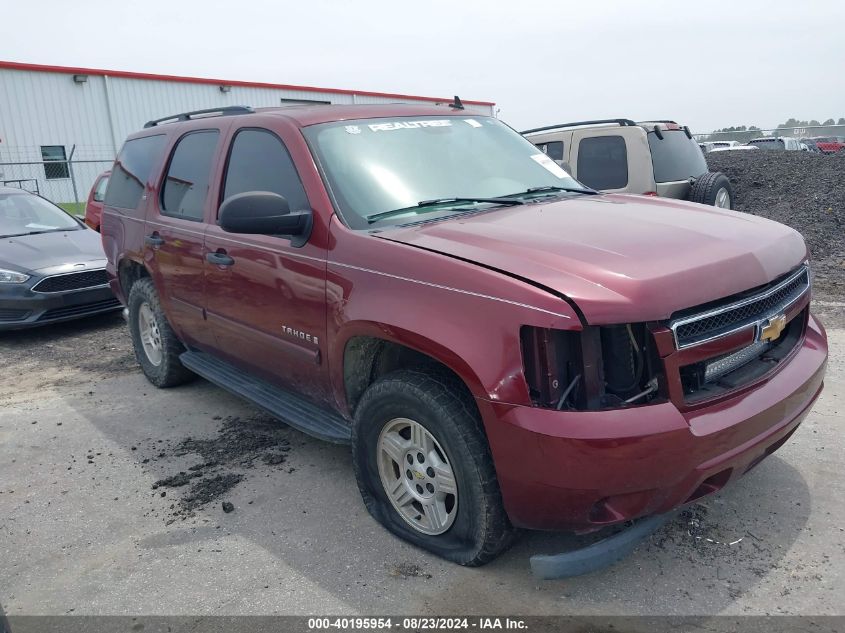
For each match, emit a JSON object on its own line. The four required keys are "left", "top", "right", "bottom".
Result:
{"left": 645, "top": 120, "right": 678, "bottom": 124}
{"left": 521, "top": 119, "right": 636, "bottom": 135}
{"left": 143, "top": 105, "right": 255, "bottom": 128}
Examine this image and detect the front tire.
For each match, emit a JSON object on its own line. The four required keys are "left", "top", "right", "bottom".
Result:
{"left": 352, "top": 370, "right": 515, "bottom": 566}
{"left": 127, "top": 277, "right": 194, "bottom": 388}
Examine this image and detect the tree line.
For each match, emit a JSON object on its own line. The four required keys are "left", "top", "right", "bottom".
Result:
{"left": 698, "top": 118, "right": 845, "bottom": 142}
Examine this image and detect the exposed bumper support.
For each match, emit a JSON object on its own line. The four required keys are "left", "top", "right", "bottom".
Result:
{"left": 530, "top": 512, "right": 674, "bottom": 579}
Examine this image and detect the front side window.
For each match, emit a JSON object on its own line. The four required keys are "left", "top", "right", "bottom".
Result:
{"left": 222, "top": 129, "right": 309, "bottom": 213}
{"left": 41, "top": 145, "right": 69, "bottom": 180}
{"left": 577, "top": 135, "right": 628, "bottom": 190}
{"left": 0, "top": 192, "right": 80, "bottom": 238}
{"left": 105, "top": 135, "right": 167, "bottom": 210}
{"left": 304, "top": 116, "right": 587, "bottom": 229}
{"left": 537, "top": 141, "right": 564, "bottom": 162}
{"left": 161, "top": 131, "right": 220, "bottom": 221}
{"left": 93, "top": 175, "right": 109, "bottom": 202}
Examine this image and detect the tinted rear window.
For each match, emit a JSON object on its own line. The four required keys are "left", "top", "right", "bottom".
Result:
{"left": 648, "top": 130, "right": 708, "bottom": 182}
{"left": 577, "top": 136, "right": 628, "bottom": 190}
{"left": 105, "top": 135, "right": 166, "bottom": 210}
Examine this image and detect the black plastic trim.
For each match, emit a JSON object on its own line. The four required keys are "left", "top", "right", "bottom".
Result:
{"left": 179, "top": 350, "right": 352, "bottom": 444}
{"left": 522, "top": 119, "right": 636, "bottom": 135}
{"left": 530, "top": 512, "right": 674, "bottom": 579}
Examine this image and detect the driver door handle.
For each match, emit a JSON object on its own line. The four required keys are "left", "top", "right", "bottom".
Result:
{"left": 206, "top": 251, "right": 235, "bottom": 267}
{"left": 144, "top": 233, "right": 164, "bottom": 248}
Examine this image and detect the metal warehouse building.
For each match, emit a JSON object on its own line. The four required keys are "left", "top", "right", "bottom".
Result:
{"left": 0, "top": 60, "right": 495, "bottom": 210}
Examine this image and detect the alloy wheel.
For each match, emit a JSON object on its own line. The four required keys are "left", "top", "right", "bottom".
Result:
{"left": 377, "top": 417, "right": 458, "bottom": 535}
{"left": 715, "top": 187, "right": 731, "bottom": 208}
{"left": 137, "top": 302, "right": 163, "bottom": 366}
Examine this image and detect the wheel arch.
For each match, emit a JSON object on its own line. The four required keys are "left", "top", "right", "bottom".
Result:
{"left": 117, "top": 257, "right": 151, "bottom": 302}
{"left": 335, "top": 322, "right": 487, "bottom": 418}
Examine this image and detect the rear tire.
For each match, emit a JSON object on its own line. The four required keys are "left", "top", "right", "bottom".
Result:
{"left": 352, "top": 369, "right": 515, "bottom": 566}
{"left": 688, "top": 171, "right": 733, "bottom": 209}
{"left": 127, "top": 277, "right": 194, "bottom": 388}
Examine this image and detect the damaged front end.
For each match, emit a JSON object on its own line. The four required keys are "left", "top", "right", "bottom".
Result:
{"left": 520, "top": 322, "right": 665, "bottom": 412}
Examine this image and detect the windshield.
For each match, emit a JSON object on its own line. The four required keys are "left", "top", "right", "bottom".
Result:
{"left": 304, "top": 116, "right": 589, "bottom": 228}
{"left": 0, "top": 192, "right": 81, "bottom": 238}
{"left": 647, "top": 130, "right": 708, "bottom": 183}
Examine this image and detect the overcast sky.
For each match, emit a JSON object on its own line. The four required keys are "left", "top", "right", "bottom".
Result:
{"left": 2, "top": 0, "right": 843, "bottom": 133}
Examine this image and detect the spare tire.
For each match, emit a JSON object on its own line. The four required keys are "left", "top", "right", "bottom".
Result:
{"left": 687, "top": 171, "right": 734, "bottom": 209}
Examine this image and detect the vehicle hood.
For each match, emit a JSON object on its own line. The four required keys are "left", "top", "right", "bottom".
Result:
{"left": 0, "top": 228, "right": 107, "bottom": 275}
{"left": 379, "top": 194, "right": 808, "bottom": 323}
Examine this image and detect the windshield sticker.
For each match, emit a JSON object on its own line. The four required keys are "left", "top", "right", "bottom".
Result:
{"left": 368, "top": 120, "right": 453, "bottom": 132}
{"left": 344, "top": 125, "right": 362, "bottom": 134}
{"left": 464, "top": 119, "right": 483, "bottom": 128}
{"left": 531, "top": 153, "right": 570, "bottom": 178}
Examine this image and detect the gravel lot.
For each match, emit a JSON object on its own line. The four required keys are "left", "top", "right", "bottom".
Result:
{"left": 706, "top": 151, "right": 845, "bottom": 300}
{"left": 0, "top": 300, "right": 842, "bottom": 616}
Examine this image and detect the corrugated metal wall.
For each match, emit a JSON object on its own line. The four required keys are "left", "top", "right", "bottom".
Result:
{"left": 0, "top": 67, "right": 494, "bottom": 204}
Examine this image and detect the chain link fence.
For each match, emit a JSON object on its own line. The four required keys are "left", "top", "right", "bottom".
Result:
{"left": 0, "top": 145, "right": 114, "bottom": 216}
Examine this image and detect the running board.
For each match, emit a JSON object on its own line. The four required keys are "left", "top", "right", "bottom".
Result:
{"left": 179, "top": 350, "right": 352, "bottom": 444}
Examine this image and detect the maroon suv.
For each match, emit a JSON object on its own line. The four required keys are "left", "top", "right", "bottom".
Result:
{"left": 102, "top": 104, "right": 828, "bottom": 566}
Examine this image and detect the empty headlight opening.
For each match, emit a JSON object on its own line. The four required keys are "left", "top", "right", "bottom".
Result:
{"left": 520, "top": 324, "right": 664, "bottom": 411}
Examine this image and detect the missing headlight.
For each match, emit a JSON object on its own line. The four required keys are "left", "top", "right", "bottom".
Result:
{"left": 520, "top": 327, "right": 584, "bottom": 409}
{"left": 521, "top": 323, "right": 663, "bottom": 411}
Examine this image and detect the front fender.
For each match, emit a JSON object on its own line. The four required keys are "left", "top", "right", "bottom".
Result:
{"left": 326, "top": 222, "right": 580, "bottom": 413}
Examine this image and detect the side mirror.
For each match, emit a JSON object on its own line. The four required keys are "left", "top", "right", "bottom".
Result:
{"left": 219, "top": 191, "right": 313, "bottom": 247}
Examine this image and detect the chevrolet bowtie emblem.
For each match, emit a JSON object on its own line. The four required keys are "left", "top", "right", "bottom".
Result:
{"left": 759, "top": 314, "right": 787, "bottom": 342}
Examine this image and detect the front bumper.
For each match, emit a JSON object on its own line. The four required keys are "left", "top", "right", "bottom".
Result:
{"left": 0, "top": 283, "right": 120, "bottom": 331}
{"left": 479, "top": 314, "right": 828, "bottom": 531}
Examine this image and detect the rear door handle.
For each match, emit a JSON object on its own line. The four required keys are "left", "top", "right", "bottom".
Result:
{"left": 145, "top": 233, "right": 165, "bottom": 248}
{"left": 206, "top": 251, "right": 235, "bottom": 267}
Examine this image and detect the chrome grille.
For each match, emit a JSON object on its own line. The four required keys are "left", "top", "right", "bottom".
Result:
{"left": 32, "top": 269, "right": 109, "bottom": 293}
{"left": 669, "top": 265, "right": 810, "bottom": 348}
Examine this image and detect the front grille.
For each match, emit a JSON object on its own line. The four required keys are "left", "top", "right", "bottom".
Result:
{"left": 669, "top": 265, "right": 809, "bottom": 348}
{"left": 32, "top": 269, "right": 109, "bottom": 293}
{"left": 0, "top": 308, "right": 31, "bottom": 322}
{"left": 37, "top": 297, "right": 121, "bottom": 321}
{"left": 679, "top": 309, "right": 804, "bottom": 404}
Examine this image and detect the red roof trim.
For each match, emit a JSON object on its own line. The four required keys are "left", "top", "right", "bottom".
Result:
{"left": 0, "top": 60, "right": 495, "bottom": 106}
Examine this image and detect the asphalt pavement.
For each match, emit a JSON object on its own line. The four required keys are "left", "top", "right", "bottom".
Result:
{"left": 1, "top": 311, "right": 842, "bottom": 616}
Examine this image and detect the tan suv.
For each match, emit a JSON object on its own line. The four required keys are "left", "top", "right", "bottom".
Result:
{"left": 524, "top": 119, "right": 734, "bottom": 208}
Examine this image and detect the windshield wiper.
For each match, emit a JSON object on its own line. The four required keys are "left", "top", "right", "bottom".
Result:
{"left": 504, "top": 185, "right": 599, "bottom": 197}
{"left": 366, "top": 197, "right": 524, "bottom": 224}
{"left": 0, "top": 231, "right": 54, "bottom": 238}
{"left": 19, "top": 228, "right": 76, "bottom": 236}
